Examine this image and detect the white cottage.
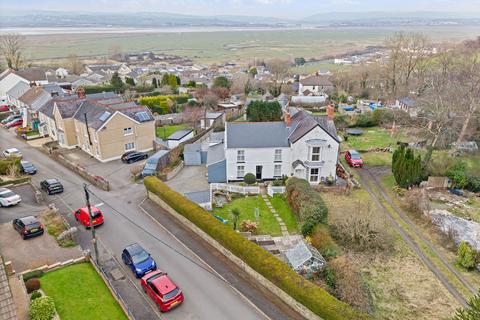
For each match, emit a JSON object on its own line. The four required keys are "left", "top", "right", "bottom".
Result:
{"left": 220, "top": 109, "right": 340, "bottom": 184}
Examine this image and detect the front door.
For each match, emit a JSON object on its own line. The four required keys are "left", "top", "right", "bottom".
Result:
{"left": 256, "top": 166, "right": 262, "bottom": 180}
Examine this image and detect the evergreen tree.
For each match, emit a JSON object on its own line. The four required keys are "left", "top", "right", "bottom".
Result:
{"left": 125, "top": 77, "right": 135, "bottom": 86}
{"left": 110, "top": 72, "right": 126, "bottom": 93}
{"left": 392, "top": 145, "right": 422, "bottom": 188}
{"left": 213, "top": 76, "right": 231, "bottom": 89}
{"left": 152, "top": 77, "right": 158, "bottom": 88}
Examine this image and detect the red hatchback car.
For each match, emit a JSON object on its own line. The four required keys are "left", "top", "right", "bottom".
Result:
{"left": 74, "top": 207, "right": 104, "bottom": 228}
{"left": 0, "top": 105, "right": 10, "bottom": 112}
{"left": 345, "top": 150, "right": 364, "bottom": 168}
{"left": 6, "top": 119, "right": 22, "bottom": 128}
{"left": 141, "top": 270, "right": 184, "bottom": 312}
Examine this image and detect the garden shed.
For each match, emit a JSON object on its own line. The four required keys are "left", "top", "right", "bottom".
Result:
{"left": 285, "top": 241, "right": 326, "bottom": 276}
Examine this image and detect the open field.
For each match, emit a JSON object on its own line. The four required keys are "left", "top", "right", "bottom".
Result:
{"left": 20, "top": 25, "right": 480, "bottom": 64}
{"left": 40, "top": 263, "right": 128, "bottom": 320}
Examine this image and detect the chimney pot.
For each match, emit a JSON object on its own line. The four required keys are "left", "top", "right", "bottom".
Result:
{"left": 285, "top": 111, "right": 292, "bottom": 127}
{"left": 76, "top": 87, "right": 86, "bottom": 99}
{"left": 327, "top": 104, "right": 334, "bottom": 121}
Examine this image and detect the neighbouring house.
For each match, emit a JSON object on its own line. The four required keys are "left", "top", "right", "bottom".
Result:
{"left": 166, "top": 129, "right": 194, "bottom": 149}
{"left": 0, "top": 69, "right": 28, "bottom": 98}
{"left": 14, "top": 68, "right": 48, "bottom": 86}
{"left": 291, "top": 95, "right": 327, "bottom": 105}
{"left": 298, "top": 75, "right": 334, "bottom": 95}
{"left": 5, "top": 81, "right": 30, "bottom": 106}
{"left": 38, "top": 91, "right": 155, "bottom": 162}
{"left": 200, "top": 112, "right": 225, "bottom": 129}
{"left": 213, "top": 109, "right": 339, "bottom": 184}
{"left": 183, "top": 143, "right": 207, "bottom": 166}
{"left": 85, "top": 64, "right": 132, "bottom": 76}
{"left": 18, "top": 86, "right": 53, "bottom": 129}
{"left": 396, "top": 97, "right": 417, "bottom": 117}
{"left": 71, "top": 78, "right": 97, "bottom": 90}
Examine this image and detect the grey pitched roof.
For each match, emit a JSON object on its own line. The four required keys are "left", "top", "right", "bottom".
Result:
{"left": 168, "top": 129, "right": 193, "bottom": 140}
{"left": 15, "top": 68, "right": 47, "bottom": 82}
{"left": 207, "top": 143, "right": 225, "bottom": 165}
{"left": 38, "top": 100, "right": 55, "bottom": 118}
{"left": 73, "top": 101, "right": 114, "bottom": 130}
{"left": 19, "top": 87, "right": 51, "bottom": 110}
{"left": 86, "top": 92, "right": 118, "bottom": 100}
{"left": 300, "top": 75, "right": 333, "bottom": 87}
{"left": 289, "top": 110, "right": 339, "bottom": 143}
{"left": 42, "top": 83, "right": 65, "bottom": 96}
{"left": 6, "top": 81, "right": 30, "bottom": 99}
{"left": 399, "top": 97, "right": 416, "bottom": 107}
{"left": 226, "top": 122, "right": 290, "bottom": 148}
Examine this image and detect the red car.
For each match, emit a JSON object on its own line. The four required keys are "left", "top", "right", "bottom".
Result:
{"left": 141, "top": 270, "right": 184, "bottom": 312}
{"left": 0, "top": 105, "right": 10, "bottom": 112}
{"left": 74, "top": 207, "right": 104, "bottom": 228}
{"left": 345, "top": 150, "right": 363, "bottom": 167}
{"left": 5, "top": 119, "right": 22, "bottom": 128}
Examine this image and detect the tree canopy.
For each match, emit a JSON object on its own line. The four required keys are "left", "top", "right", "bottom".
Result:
{"left": 246, "top": 100, "right": 282, "bottom": 122}
{"left": 213, "top": 76, "right": 231, "bottom": 89}
{"left": 110, "top": 72, "right": 126, "bottom": 93}
{"left": 392, "top": 145, "right": 422, "bottom": 188}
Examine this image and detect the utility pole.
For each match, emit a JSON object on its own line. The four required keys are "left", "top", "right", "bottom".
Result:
{"left": 83, "top": 184, "right": 99, "bottom": 264}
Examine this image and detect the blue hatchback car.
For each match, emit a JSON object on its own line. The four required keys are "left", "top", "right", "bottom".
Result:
{"left": 122, "top": 243, "right": 157, "bottom": 278}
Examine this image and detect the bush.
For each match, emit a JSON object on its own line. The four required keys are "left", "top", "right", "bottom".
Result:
{"left": 25, "top": 278, "right": 41, "bottom": 294}
{"left": 0, "top": 158, "right": 20, "bottom": 175}
{"left": 246, "top": 100, "right": 282, "bottom": 122}
{"left": 301, "top": 218, "right": 318, "bottom": 237}
{"left": 311, "top": 225, "right": 340, "bottom": 259}
{"left": 272, "top": 179, "right": 283, "bottom": 187}
{"left": 30, "top": 290, "right": 42, "bottom": 301}
{"left": 240, "top": 220, "right": 257, "bottom": 233}
{"left": 23, "top": 270, "right": 44, "bottom": 282}
{"left": 144, "top": 176, "right": 369, "bottom": 320}
{"left": 446, "top": 162, "right": 469, "bottom": 189}
{"left": 244, "top": 173, "right": 256, "bottom": 185}
{"left": 286, "top": 178, "right": 328, "bottom": 224}
{"left": 354, "top": 113, "right": 378, "bottom": 128}
{"left": 29, "top": 296, "right": 55, "bottom": 320}
{"left": 466, "top": 176, "right": 480, "bottom": 193}
{"left": 457, "top": 241, "right": 477, "bottom": 270}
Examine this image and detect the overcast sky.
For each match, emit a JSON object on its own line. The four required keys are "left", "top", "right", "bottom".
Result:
{"left": 2, "top": 0, "right": 480, "bottom": 18}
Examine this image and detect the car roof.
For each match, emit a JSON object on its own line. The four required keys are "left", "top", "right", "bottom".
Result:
{"left": 46, "top": 178, "right": 60, "bottom": 184}
{"left": 148, "top": 272, "right": 177, "bottom": 295}
{"left": 6, "top": 148, "right": 19, "bottom": 152}
{"left": 19, "top": 216, "right": 39, "bottom": 224}
{"left": 21, "top": 160, "right": 32, "bottom": 165}
{"left": 78, "top": 206, "right": 100, "bottom": 212}
{"left": 125, "top": 243, "right": 145, "bottom": 254}
{"left": 0, "top": 188, "right": 12, "bottom": 194}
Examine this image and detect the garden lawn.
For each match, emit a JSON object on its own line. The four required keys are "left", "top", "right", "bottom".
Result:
{"left": 269, "top": 194, "right": 299, "bottom": 233}
{"left": 156, "top": 124, "right": 189, "bottom": 139}
{"left": 361, "top": 152, "right": 392, "bottom": 167}
{"left": 213, "top": 195, "right": 281, "bottom": 235}
{"left": 342, "top": 127, "right": 406, "bottom": 152}
{"left": 40, "top": 263, "right": 128, "bottom": 320}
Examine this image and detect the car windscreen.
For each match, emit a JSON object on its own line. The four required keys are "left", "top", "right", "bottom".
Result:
{"left": 49, "top": 183, "right": 62, "bottom": 189}
{"left": 350, "top": 153, "right": 361, "bottom": 160}
{"left": 132, "top": 250, "right": 149, "bottom": 264}
{"left": 0, "top": 191, "right": 15, "bottom": 198}
{"left": 26, "top": 222, "right": 41, "bottom": 230}
{"left": 163, "top": 288, "right": 179, "bottom": 300}
{"left": 23, "top": 164, "right": 34, "bottom": 169}
{"left": 91, "top": 210, "right": 102, "bottom": 219}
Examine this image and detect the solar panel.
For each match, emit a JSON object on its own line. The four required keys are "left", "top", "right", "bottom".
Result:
{"left": 136, "top": 111, "right": 150, "bottom": 122}
{"left": 98, "top": 111, "right": 111, "bottom": 122}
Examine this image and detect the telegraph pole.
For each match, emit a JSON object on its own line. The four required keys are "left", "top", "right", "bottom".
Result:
{"left": 83, "top": 184, "right": 99, "bottom": 264}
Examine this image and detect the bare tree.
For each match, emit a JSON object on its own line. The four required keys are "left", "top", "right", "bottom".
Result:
{"left": 182, "top": 106, "right": 204, "bottom": 129}
{"left": 203, "top": 94, "right": 219, "bottom": 109}
{"left": 401, "top": 33, "right": 430, "bottom": 87}
{"left": 0, "top": 33, "right": 24, "bottom": 70}
{"left": 67, "top": 54, "right": 83, "bottom": 75}
{"left": 266, "top": 58, "right": 291, "bottom": 96}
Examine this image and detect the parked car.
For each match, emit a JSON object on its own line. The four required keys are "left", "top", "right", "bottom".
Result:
{"left": 122, "top": 243, "right": 157, "bottom": 278}
{"left": 1, "top": 114, "right": 21, "bottom": 125}
{"left": 121, "top": 151, "right": 148, "bottom": 164}
{"left": 3, "top": 148, "right": 22, "bottom": 158}
{"left": 20, "top": 160, "right": 37, "bottom": 174}
{"left": 345, "top": 150, "right": 363, "bottom": 168}
{"left": 12, "top": 216, "right": 44, "bottom": 239}
{"left": 0, "top": 187, "right": 22, "bottom": 207}
{"left": 40, "top": 179, "right": 64, "bottom": 195}
{"left": 0, "top": 104, "right": 10, "bottom": 112}
{"left": 141, "top": 270, "right": 184, "bottom": 312}
{"left": 5, "top": 118, "right": 22, "bottom": 128}
{"left": 74, "top": 206, "right": 104, "bottom": 228}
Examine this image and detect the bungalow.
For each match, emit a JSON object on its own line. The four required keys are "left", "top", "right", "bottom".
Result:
{"left": 166, "top": 129, "right": 194, "bottom": 149}
{"left": 396, "top": 97, "right": 418, "bottom": 117}
{"left": 298, "top": 75, "right": 334, "bottom": 95}
{"left": 207, "top": 109, "right": 340, "bottom": 184}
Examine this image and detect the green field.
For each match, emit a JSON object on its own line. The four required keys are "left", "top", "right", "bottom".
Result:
{"left": 156, "top": 124, "right": 189, "bottom": 139}
{"left": 23, "top": 26, "right": 480, "bottom": 64}
{"left": 40, "top": 263, "right": 128, "bottom": 320}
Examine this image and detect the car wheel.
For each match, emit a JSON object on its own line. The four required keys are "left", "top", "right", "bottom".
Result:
{"left": 22, "top": 234, "right": 26, "bottom": 240}
{"left": 144, "top": 155, "right": 148, "bottom": 160}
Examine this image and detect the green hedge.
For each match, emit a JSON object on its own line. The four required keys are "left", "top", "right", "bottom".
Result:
{"left": 144, "top": 177, "right": 369, "bottom": 320}
{"left": 0, "top": 176, "right": 30, "bottom": 187}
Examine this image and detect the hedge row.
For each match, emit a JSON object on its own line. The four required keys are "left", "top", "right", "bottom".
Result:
{"left": 286, "top": 178, "right": 328, "bottom": 236}
{"left": 144, "top": 176, "right": 369, "bottom": 320}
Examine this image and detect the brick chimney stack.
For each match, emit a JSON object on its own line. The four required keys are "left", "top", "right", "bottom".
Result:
{"left": 76, "top": 87, "right": 86, "bottom": 99}
{"left": 284, "top": 111, "right": 292, "bottom": 127}
{"left": 327, "top": 104, "right": 334, "bottom": 121}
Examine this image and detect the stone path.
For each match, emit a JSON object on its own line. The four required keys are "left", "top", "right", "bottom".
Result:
{"left": 261, "top": 193, "right": 289, "bottom": 237}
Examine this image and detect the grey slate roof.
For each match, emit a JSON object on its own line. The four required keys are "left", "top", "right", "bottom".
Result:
{"left": 226, "top": 122, "right": 290, "bottom": 148}
{"left": 42, "top": 83, "right": 65, "bottom": 96}
{"left": 38, "top": 100, "right": 55, "bottom": 118}
{"left": 299, "top": 75, "right": 333, "bottom": 87}
{"left": 168, "top": 129, "right": 193, "bottom": 141}
{"left": 15, "top": 68, "right": 47, "bottom": 82}
{"left": 73, "top": 101, "right": 113, "bottom": 130}
{"left": 207, "top": 143, "right": 225, "bottom": 165}
{"left": 289, "top": 110, "right": 339, "bottom": 143}
{"left": 6, "top": 81, "right": 29, "bottom": 99}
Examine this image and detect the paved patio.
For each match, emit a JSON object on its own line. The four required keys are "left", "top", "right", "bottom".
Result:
{"left": 166, "top": 165, "right": 209, "bottom": 194}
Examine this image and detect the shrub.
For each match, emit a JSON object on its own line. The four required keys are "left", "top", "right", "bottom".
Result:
{"left": 354, "top": 113, "right": 378, "bottom": 128}
{"left": 246, "top": 100, "right": 282, "bottom": 122}
{"left": 25, "top": 278, "right": 41, "bottom": 294}
{"left": 311, "top": 225, "right": 340, "bottom": 259}
{"left": 244, "top": 173, "right": 256, "bottom": 185}
{"left": 0, "top": 158, "right": 20, "bottom": 175}
{"left": 446, "top": 161, "right": 469, "bottom": 189}
{"left": 272, "top": 179, "right": 283, "bottom": 187}
{"left": 29, "top": 296, "right": 55, "bottom": 320}
{"left": 240, "top": 220, "right": 257, "bottom": 233}
{"left": 30, "top": 290, "right": 42, "bottom": 301}
{"left": 466, "top": 176, "right": 480, "bottom": 193}
{"left": 144, "top": 176, "right": 369, "bottom": 320}
{"left": 457, "top": 241, "right": 477, "bottom": 270}
{"left": 301, "top": 218, "right": 318, "bottom": 237}
{"left": 286, "top": 178, "right": 328, "bottom": 224}
{"left": 23, "top": 270, "right": 44, "bottom": 282}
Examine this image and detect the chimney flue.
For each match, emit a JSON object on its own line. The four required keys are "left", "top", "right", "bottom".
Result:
{"left": 327, "top": 104, "right": 334, "bottom": 121}
{"left": 76, "top": 87, "right": 86, "bottom": 99}
{"left": 285, "top": 111, "right": 292, "bottom": 127}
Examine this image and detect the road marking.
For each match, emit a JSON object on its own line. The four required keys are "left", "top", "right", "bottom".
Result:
{"left": 137, "top": 198, "right": 271, "bottom": 320}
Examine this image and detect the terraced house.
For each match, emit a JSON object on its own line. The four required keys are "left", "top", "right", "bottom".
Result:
{"left": 38, "top": 92, "right": 155, "bottom": 162}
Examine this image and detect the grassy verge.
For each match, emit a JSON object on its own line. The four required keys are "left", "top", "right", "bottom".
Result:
{"left": 269, "top": 194, "right": 299, "bottom": 233}
{"left": 213, "top": 195, "right": 281, "bottom": 235}
{"left": 361, "top": 152, "right": 392, "bottom": 167}
{"left": 155, "top": 124, "right": 189, "bottom": 139}
{"left": 41, "top": 210, "right": 75, "bottom": 247}
{"left": 40, "top": 263, "right": 128, "bottom": 320}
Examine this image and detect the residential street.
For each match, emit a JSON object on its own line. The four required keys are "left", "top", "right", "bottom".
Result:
{"left": 0, "top": 130, "right": 300, "bottom": 320}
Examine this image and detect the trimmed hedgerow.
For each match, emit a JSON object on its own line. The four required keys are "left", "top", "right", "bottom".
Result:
{"left": 144, "top": 176, "right": 369, "bottom": 320}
